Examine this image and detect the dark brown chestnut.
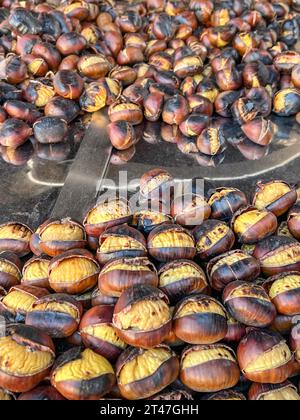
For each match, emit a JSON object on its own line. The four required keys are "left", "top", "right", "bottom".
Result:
{"left": 132, "top": 207, "right": 173, "bottom": 235}
{"left": 237, "top": 328, "right": 293, "bottom": 384}
{"left": 249, "top": 381, "right": 300, "bottom": 400}
{"left": 180, "top": 344, "right": 240, "bottom": 393}
{"left": 197, "top": 126, "right": 226, "bottom": 156}
{"left": 171, "top": 194, "right": 211, "bottom": 227}
{"left": 264, "top": 272, "right": 300, "bottom": 316}
{"left": 223, "top": 281, "right": 277, "bottom": 328}
{"left": 144, "top": 92, "right": 164, "bottom": 122}
{"left": 223, "top": 315, "right": 246, "bottom": 343}
{"left": 56, "top": 32, "right": 87, "bottom": 55}
{"left": 273, "top": 88, "right": 300, "bottom": 116}
{"left": 3, "top": 100, "right": 41, "bottom": 124}
{"left": 53, "top": 70, "right": 84, "bottom": 100}
{"left": 188, "top": 94, "right": 213, "bottom": 116}
{"left": 179, "top": 114, "right": 210, "bottom": 137}
{"left": 108, "top": 102, "right": 143, "bottom": 125}
{"left": 162, "top": 94, "right": 190, "bottom": 125}
{"left": 113, "top": 285, "right": 172, "bottom": 348}
{"left": 23, "top": 54, "right": 49, "bottom": 77}
{"left": 207, "top": 249, "right": 261, "bottom": 292}
{"left": 241, "top": 117, "right": 275, "bottom": 146}
{"left": 44, "top": 97, "right": 80, "bottom": 123}
{"left": 108, "top": 121, "right": 137, "bottom": 151}
{"left": 207, "top": 187, "right": 248, "bottom": 222}
{"left": 33, "top": 117, "right": 68, "bottom": 145}
{"left": 23, "top": 79, "right": 55, "bottom": 108}
{"left": 215, "top": 66, "right": 242, "bottom": 91}
{"left": 193, "top": 220, "right": 235, "bottom": 261}
{"left": 31, "top": 42, "right": 61, "bottom": 71}
{"left": 109, "top": 65, "right": 137, "bottom": 87}
{"left": 214, "top": 90, "right": 242, "bottom": 117}
{"left": 0, "top": 222, "right": 33, "bottom": 257}
{"left": 139, "top": 168, "right": 174, "bottom": 200}
{"left": 51, "top": 347, "right": 115, "bottom": 400}
{"left": 116, "top": 345, "right": 179, "bottom": 400}
{"left": 77, "top": 54, "right": 110, "bottom": 79}
{"left": 232, "top": 97, "right": 259, "bottom": 125}
{"left": 18, "top": 385, "right": 65, "bottom": 400}
{"left": 0, "top": 251, "right": 22, "bottom": 290}
{"left": 0, "top": 118, "right": 32, "bottom": 148}
{"left": 252, "top": 180, "right": 296, "bottom": 216}
{"left": 270, "top": 314, "right": 294, "bottom": 336}
{"left": 287, "top": 204, "right": 300, "bottom": 239}
{"left": 0, "top": 56, "right": 27, "bottom": 84}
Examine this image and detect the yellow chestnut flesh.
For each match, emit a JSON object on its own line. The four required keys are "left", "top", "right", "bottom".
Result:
{"left": 29, "top": 301, "right": 79, "bottom": 319}
{"left": 262, "top": 246, "right": 300, "bottom": 268}
{"left": 269, "top": 275, "right": 300, "bottom": 299}
{"left": 23, "top": 260, "right": 49, "bottom": 282}
{"left": 0, "top": 225, "right": 31, "bottom": 241}
{"left": 234, "top": 210, "right": 268, "bottom": 235}
{"left": 81, "top": 325, "right": 127, "bottom": 349}
{"left": 41, "top": 224, "right": 84, "bottom": 241}
{"left": 254, "top": 183, "right": 291, "bottom": 210}
{"left": 87, "top": 201, "right": 131, "bottom": 224}
{"left": 101, "top": 263, "right": 150, "bottom": 274}
{"left": 151, "top": 231, "right": 194, "bottom": 248}
{"left": 2, "top": 290, "right": 36, "bottom": 313}
{"left": 243, "top": 343, "right": 292, "bottom": 374}
{"left": 210, "top": 252, "right": 248, "bottom": 275}
{"left": 160, "top": 265, "right": 203, "bottom": 286}
{"left": 196, "top": 224, "right": 230, "bottom": 252}
{"left": 176, "top": 299, "right": 226, "bottom": 318}
{"left": 100, "top": 237, "right": 145, "bottom": 253}
{"left": 0, "top": 261, "right": 21, "bottom": 280}
{"left": 50, "top": 258, "right": 98, "bottom": 283}
{"left": 182, "top": 347, "right": 236, "bottom": 369}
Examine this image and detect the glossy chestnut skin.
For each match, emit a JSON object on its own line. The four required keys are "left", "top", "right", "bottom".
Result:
{"left": 248, "top": 381, "right": 300, "bottom": 401}
{"left": 44, "top": 97, "right": 80, "bottom": 123}
{"left": 148, "top": 223, "right": 196, "bottom": 263}
{"left": 0, "top": 324, "right": 55, "bottom": 393}
{"left": 253, "top": 236, "right": 300, "bottom": 277}
{"left": 207, "top": 250, "right": 261, "bottom": 292}
{"left": 232, "top": 97, "right": 259, "bottom": 125}
{"left": 263, "top": 272, "right": 300, "bottom": 316}
{"left": 30, "top": 218, "right": 87, "bottom": 257}
{"left": 179, "top": 113, "right": 210, "bottom": 137}
{"left": 113, "top": 285, "right": 172, "bottom": 349}
{"left": 31, "top": 42, "right": 61, "bottom": 71}
{"left": 83, "top": 198, "right": 132, "bottom": 237}
{"left": 0, "top": 222, "right": 32, "bottom": 257}
{"left": 80, "top": 305, "right": 126, "bottom": 361}
{"left": 180, "top": 344, "right": 240, "bottom": 393}
{"left": 1, "top": 56, "right": 27, "bottom": 85}
{"left": 0, "top": 251, "right": 22, "bottom": 290}
{"left": 232, "top": 206, "right": 278, "bottom": 244}
{"left": 21, "top": 255, "right": 51, "bottom": 290}
{"left": 56, "top": 32, "right": 87, "bottom": 55}
{"left": 171, "top": 194, "right": 211, "bottom": 227}
{"left": 97, "top": 224, "right": 147, "bottom": 266}
{"left": 116, "top": 345, "right": 180, "bottom": 400}
{"left": 241, "top": 118, "right": 275, "bottom": 146}
{"left": 33, "top": 117, "right": 68, "bottom": 145}
{"left": 18, "top": 385, "right": 65, "bottom": 400}
{"left": 197, "top": 126, "right": 226, "bottom": 156}
{"left": 91, "top": 288, "right": 118, "bottom": 307}
{"left": 223, "top": 281, "right": 277, "bottom": 328}
{"left": 53, "top": 70, "right": 84, "bottom": 100}
{"left": 271, "top": 314, "right": 294, "bottom": 336}
{"left": 287, "top": 204, "right": 300, "bottom": 240}
{"left": 237, "top": 328, "right": 293, "bottom": 384}
{"left": 51, "top": 347, "right": 115, "bottom": 400}
{"left": 132, "top": 206, "right": 173, "bottom": 235}
{"left": 23, "top": 54, "right": 49, "bottom": 77}
{"left": 273, "top": 88, "right": 300, "bottom": 116}
{"left": 162, "top": 94, "right": 190, "bottom": 126}
{"left": 108, "top": 121, "right": 137, "bottom": 151}
{"left": 158, "top": 260, "right": 208, "bottom": 305}
{"left": 0, "top": 118, "right": 32, "bottom": 148}
{"left": 49, "top": 249, "right": 100, "bottom": 295}
{"left": 99, "top": 257, "right": 158, "bottom": 298}
{"left": 214, "top": 90, "right": 241, "bottom": 117}
{"left": 3, "top": 100, "right": 41, "bottom": 124}
{"left": 26, "top": 293, "right": 83, "bottom": 338}
{"left": 224, "top": 315, "right": 246, "bottom": 343}
{"left": 207, "top": 187, "right": 248, "bottom": 222}
{"left": 193, "top": 220, "right": 235, "bottom": 261}
{"left": 140, "top": 168, "right": 174, "bottom": 200}
{"left": 252, "top": 180, "right": 296, "bottom": 217}
{"left": 173, "top": 295, "right": 228, "bottom": 345}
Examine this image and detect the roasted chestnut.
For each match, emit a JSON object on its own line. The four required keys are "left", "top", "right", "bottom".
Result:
{"left": 99, "top": 257, "right": 158, "bottom": 298}
{"left": 80, "top": 305, "right": 127, "bottom": 361}
{"left": 0, "top": 222, "right": 32, "bottom": 257}
{"left": 132, "top": 207, "right": 172, "bottom": 235}
{"left": 143, "top": 91, "right": 164, "bottom": 122}
{"left": 214, "top": 90, "right": 241, "bottom": 117}
{"left": 207, "top": 249, "right": 260, "bottom": 292}
{"left": 241, "top": 118, "right": 275, "bottom": 146}
{"left": 173, "top": 295, "right": 227, "bottom": 344}
{"left": 197, "top": 127, "right": 226, "bottom": 156}
{"left": 264, "top": 272, "right": 300, "bottom": 316}
{"left": 26, "top": 293, "right": 83, "bottom": 338}
{"left": 33, "top": 117, "right": 68, "bottom": 145}
{"left": 0, "top": 118, "right": 32, "bottom": 148}
{"left": 273, "top": 88, "right": 300, "bottom": 116}
{"left": 21, "top": 256, "right": 50, "bottom": 290}
{"left": 171, "top": 194, "right": 210, "bottom": 227}
{"left": 179, "top": 114, "right": 210, "bottom": 137}
{"left": 53, "top": 70, "right": 84, "bottom": 100}
{"left": 108, "top": 121, "right": 137, "bottom": 150}
{"left": 215, "top": 66, "right": 242, "bottom": 91}
{"left": 205, "top": 390, "right": 246, "bottom": 400}
{"left": 139, "top": 168, "right": 174, "bottom": 200}
{"left": 237, "top": 328, "right": 293, "bottom": 383}
{"left": 207, "top": 187, "right": 248, "bottom": 222}
{"left": 97, "top": 224, "right": 147, "bottom": 266}
{"left": 18, "top": 385, "right": 65, "bottom": 401}
{"left": 116, "top": 345, "right": 179, "bottom": 400}
{"left": 113, "top": 285, "right": 172, "bottom": 348}
{"left": 23, "top": 54, "right": 49, "bottom": 77}
{"left": 232, "top": 97, "right": 259, "bottom": 125}
{"left": 253, "top": 236, "right": 300, "bottom": 276}
{"left": 224, "top": 315, "right": 246, "bottom": 343}
{"left": 180, "top": 344, "right": 240, "bottom": 393}
{"left": 3, "top": 100, "right": 41, "bottom": 123}
{"left": 249, "top": 381, "right": 300, "bottom": 400}
{"left": 188, "top": 94, "right": 213, "bottom": 116}
{"left": 79, "top": 81, "right": 107, "bottom": 113}
{"left": 30, "top": 218, "right": 87, "bottom": 257}
{"left": 108, "top": 102, "right": 143, "bottom": 125}
{"left": 31, "top": 42, "right": 61, "bottom": 71}
{"left": 0, "top": 324, "right": 55, "bottom": 393}
{"left": 56, "top": 32, "right": 87, "bottom": 55}
{"left": 0, "top": 56, "right": 27, "bottom": 84}
{"left": 162, "top": 94, "right": 190, "bottom": 125}
{"left": 158, "top": 260, "right": 208, "bottom": 304}
{"left": 232, "top": 206, "right": 278, "bottom": 244}
{"left": 23, "top": 79, "right": 55, "bottom": 108}
{"left": 287, "top": 204, "right": 300, "bottom": 239}
{"left": 91, "top": 288, "right": 117, "bottom": 307}
{"left": 271, "top": 314, "right": 294, "bottom": 336}
{"left": 0, "top": 251, "right": 22, "bottom": 290}
{"left": 84, "top": 198, "right": 132, "bottom": 237}
{"left": 44, "top": 97, "right": 80, "bottom": 123}
{"left": 49, "top": 249, "right": 100, "bottom": 295}
{"left": 51, "top": 347, "right": 115, "bottom": 400}
{"left": 148, "top": 223, "right": 196, "bottom": 263}
{"left": 252, "top": 180, "right": 296, "bottom": 216}
{"left": 223, "top": 281, "right": 276, "bottom": 328}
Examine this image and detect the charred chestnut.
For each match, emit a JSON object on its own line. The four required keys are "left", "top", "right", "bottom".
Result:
{"left": 0, "top": 118, "right": 32, "bottom": 148}
{"left": 80, "top": 305, "right": 127, "bottom": 361}
{"left": 108, "top": 102, "right": 143, "bottom": 125}
{"left": 56, "top": 32, "right": 87, "bottom": 55}
{"left": 232, "top": 97, "right": 259, "bottom": 125}
{"left": 23, "top": 80, "right": 55, "bottom": 108}
{"left": 44, "top": 97, "right": 80, "bottom": 123}
{"left": 180, "top": 344, "right": 240, "bottom": 393}
{"left": 0, "top": 251, "right": 22, "bottom": 290}
{"left": 144, "top": 92, "right": 164, "bottom": 122}
{"left": 132, "top": 207, "right": 172, "bottom": 235}
{"left": 207, "top": 187, "right": 248, "bottom": 222}
{"left": 140, "top": 168, "right": 174, "bottom": 200}
{"left": 273, "top": 88, "right": 300, "bottom": 116}
{"left": 207, "top": 250, "right": 261, "bottom": 292}
{"left": 179, "top": 114, "right": 210, "bottom": 137}
{"left": 31, "top": 42, "right": 61, "bottom": 71}
{"left": 0, "top": 222, "right": 32, "bottom": 257}
{"left": 53, "top": 70, "right": 84, "bottom": 100}
{"left": 171, "top": 194, "right": 211, "bottom": 227}
{"left": 108, "top": 121, "right": 137, "bottom": 150}
{"left": 162, "top": 94, "right": 190, "bottom": 125}
{"left": 51, "top": 347, "right": 115, "bottom": 400}
{"left": 215, "top": 67, "right": 242, "bottom": 91}
{"left": 249, "top": 381, "right": 300, "bottom": 400}
{"left": 18, "top": 385, "right": 65, "bottom": 401}
{"left": 116, "top": 345, "right": 179, "bottom": 400}
{"left": 3, "top": 100, "right": 41, "bottom": 124}
{"left": 252, "top": 180, "right": 296, "bottom": 216}
{"left": 241, "top": 118, "right": 275, "bottom": 146}
{"left": 33, "top": 117, "right": 68, "bottom": 145}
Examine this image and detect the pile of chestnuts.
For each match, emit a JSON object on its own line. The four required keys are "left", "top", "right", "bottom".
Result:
{"left": 1, "top": 167, "right": 300, "bottom": 400}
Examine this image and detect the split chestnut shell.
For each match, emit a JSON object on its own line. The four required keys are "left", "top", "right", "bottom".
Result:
{"left": 263, "top": 272, "right": 300, "bottom": 315}
{"left": 0, "top": 222, "right": 33, "bottom": 257}
{"left": 207, "top": 187, "right": 248, "bottom": 222}
{"left": 139, "top": 168, "right": 174, "bottom": 200}
{"left": 21, "top": 256, "right": 51, "bottom": 289}
{"left": 248, "top": 381, "right": 300, "bottom": 401}
{"left": 0, "top": 251, "right": 22, "bottom": 290}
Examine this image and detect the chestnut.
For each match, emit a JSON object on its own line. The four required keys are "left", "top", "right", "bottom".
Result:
{"left": 0, "top": 118, "right": 32, "bottom": 148}
{"left": 132, "top": 207, "right": 172, "bottom": 235}
{"left": 21, "top": 255, "right": 51, "bottom": 289}
{"left": 56, "top": 32, "right": 87, "bottom": 55}
{"left": 162, "top": 94, "right": 190, "bottom": 126}
{"left": 252, "top": 181, "right": 296, "bottom": 217}
{"left": 237, "top": 329, "right": 293, "bottom": 383}
{"left": 140, "top": 168, "right": 174, "bottom": 200}
{"left": 241, "top": 117, "right": 275, "bottom": 146}
{"left": 224, "top": 315, "right": 246, "bottom": 343}
{"left": 18, "top": 385, "right": 65, "bottom": 400}
{"left": 193, "top": 220, "right": 235, "bottom": 261}
{"left": 179, "top": 114, "right": 210, "bottom": 137}
{"left": 0, "top": 56, "right": 27, "bottom": 85}
{"left": 287, "top": 204, "right": 300, "bottom": 239}
{"left": 116, "top": 345, "right": 179, "bottom": 400}
{"left": 108, "top": 121, "right": 137, "bottom": 150}
{"left": 271, "top": 314, "right": 294, "bottom": 336}
{"left": 223, "top": 281, "right": 277, "bottom": 328}
{"left": 148, "top": 223, "right": 196, "bottom": 263}
{"left": 80, "top": 305, "right": 127, "bottom": 361}
{"left": 26, "top": 293, "right": 83, "bottom": 338}
{"left": 207, "top": 187, "right": 247, "bottom": 222}
{"left": 23, "top": 80, "right": 55, "bottom": 108}
{"left": 249, "top": 381, "right": 300, "bottom": 401}
{"left": 232, "top": 97, "right": 259, "bottom": 125}
{"left": 51, "top": 347, "right": 115, "bottom": 400}
{"left": 171, "top": 194, "right": 210, "bottom": 227}
{"left": 44, "top": 97, "right": 80, "bottom": 123}
{"left": 246, "top": 87, "right": 272, "bottom": 118}
{"left": 0, "top": 251, "right": 22, "bottom": 290}
{"left": 109, "top": 65, "right": 137, "bottom": 87}
{"left": 108, "top": 102, "right": 143, "bottom": 125}
{"left": 59, "top": 55, "right": 80, "bottom": 71}
{"left": 3, "top": 100, "right": 41, "bottom": 124}
{"left": 0, "top": 222, "right": 32, "bottom": 257}
{"left": 173, "top": 295, "right": 227, "bottom": 344}
{"left": 77, "top": 55, "right": 110, "bottom": 79}
{"left": 23, "top": 54, "right": 49, "bottom": 77}
{"left": 273, "top": 88, "right": 300, "bottom": 116}
{"left": 174, "top": 55, "right": 203, "bottom": 79}
{"left": 117, "top": 47, "right": 145, "bottom": 66}
{"left": 49, "top": 249, "right": 100, "bottom": 295}
{"left": 180, "top": 344, "right": 240, "bottom": 393}
{"left": 253, "top": 236, "right": 300, "bottom": 277}
{"left": 158, "top": 260, "right": 208, "bottom": 304}
{"left": 291, "top": 65, "right": 300, "bottom": 89}
{"left": 97, "top": 224, "right": 147, "bottom": 266}
{"left": 53, "top": 70, "right": 84, "bottom": 100}
{"left": 215, "top": 67, "right": 242, "bottom": 92}
{"left": 207, "top": 250, "right": 261, "bottom": 292}
{"left": 214, "top": 90, "right": 242, "bottom": 117}
{"left": 197, "top": 127, "right": 226, "bottom": 156}
{"left": 79, "top": 82, "right": 107, "bottom": 113}
{"left": 232, "top": 206, "right": 278, "bottom": 244}
{"left": 0, "top": 324, "right": 55, "bottom": 393}
{"left": 144, "top": 92, "right": 164, "bottom": 122}
{"left": 113, "top": 285, "right": 172, "bottom": 348}
{"left": 33, "top": 117, "right": 68, "bottom": 145}
{"left": 205, "top": 390, "right": 246, "bottom": 400}
{"left": 99, "top": 257, "right": 158, "bottom": 298}
{"left": 31, "top": 42, "right": 61, "bottom": 71}
{"left": 274, "top": 52, "right": 300, "bottom": 74}
{"left": 84, "top": 198, "right": 132, "bottom": 237}
{"left": 91, "top": 288, "right": 117, "bottom": 307}
{"left": 30, "top": 218, "right": 87, "bottom": 257}
{"left": 188, "top": 94, "right": 213, "bottom": 116}
{"left": 264, "top": 272, "right": 300, "bottom": 316}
